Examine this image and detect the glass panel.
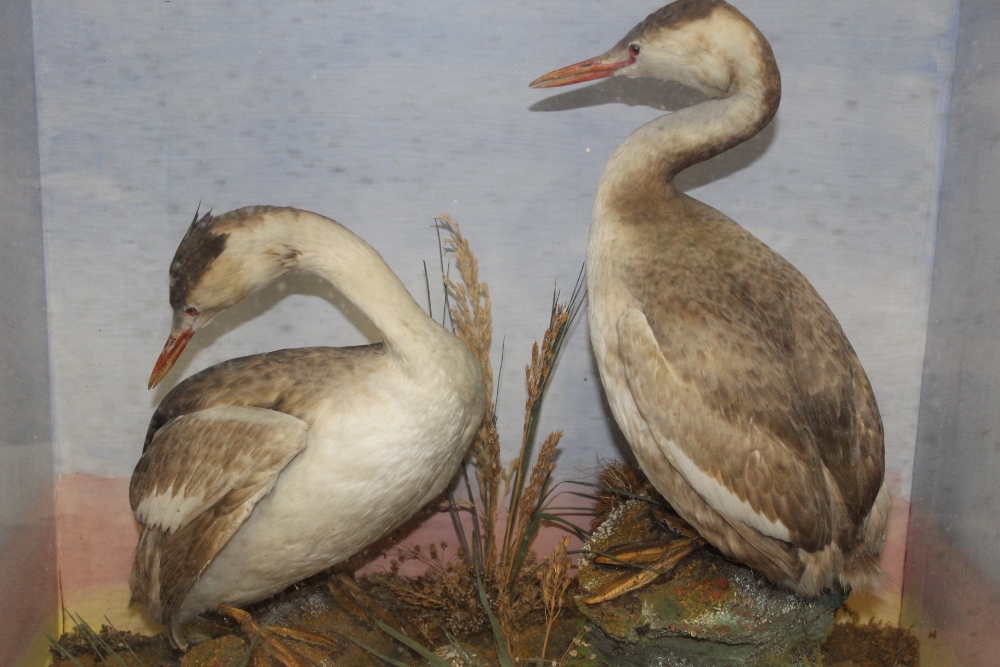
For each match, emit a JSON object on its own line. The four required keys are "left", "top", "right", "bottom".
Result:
{"left": 902, "top": 1, "right": 1000, "bottom": 665}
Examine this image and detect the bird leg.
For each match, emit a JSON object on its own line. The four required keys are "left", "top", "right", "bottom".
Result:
{"left": 584, "top": 536, "right": 703, "bottom": 604}
{"left": 216, "top": 604, "right": 338, "bottom": 667}
{"left": 652, "top": 507, "right": 700, "bottom": 539}
{"left": 582, "top": 504, "right": 706, "bottom": 604}
{"left": 327, "top": 572, "right": 410, "bottom": 633}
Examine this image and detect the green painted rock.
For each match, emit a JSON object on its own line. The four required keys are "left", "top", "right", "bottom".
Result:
{"left": 578, "top": 499, "right": 847, "bottom": 667}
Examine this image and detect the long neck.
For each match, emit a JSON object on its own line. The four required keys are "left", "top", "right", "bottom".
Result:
{"left": 256, "top": 209, "right": 445, "bottom": 354}
{"left": 597, "top": 66, "right": 780, "bottom": 211}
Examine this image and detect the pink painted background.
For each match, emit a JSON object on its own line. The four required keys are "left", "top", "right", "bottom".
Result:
{"left": 51, "top": 471, "right": 1000, "bottom": 667}
{"left": 56, "top": 472, "right": 910, "bottom": 631}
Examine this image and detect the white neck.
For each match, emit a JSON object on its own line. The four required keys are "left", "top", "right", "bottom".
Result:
{"left": 247, "top": 209, "right": 445, "bottom": 354}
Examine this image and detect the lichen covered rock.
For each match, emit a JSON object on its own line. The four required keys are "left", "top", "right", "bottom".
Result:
{"left": 578, "top": 498, "right": 847, "bottom": 667}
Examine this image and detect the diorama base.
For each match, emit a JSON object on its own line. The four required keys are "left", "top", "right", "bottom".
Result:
{"left": 48, "top": 485, "right": 919, "bottom": 666}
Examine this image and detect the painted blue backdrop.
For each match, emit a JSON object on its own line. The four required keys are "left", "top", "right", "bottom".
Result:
{"left": 32, "top": 0, "right": 958, "bottom": 503}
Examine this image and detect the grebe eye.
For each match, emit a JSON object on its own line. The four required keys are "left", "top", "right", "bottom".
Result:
{"left": 629, "top": 44, "right": 641, "bottom": 56}
{"left": 185, "top": 306, "right": 199, "bottom": 316}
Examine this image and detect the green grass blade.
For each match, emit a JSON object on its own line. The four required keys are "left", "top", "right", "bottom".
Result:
{"left": 538, "top": 506, "right": 596, "bottom": 514}
{"left": 333, "top": 629, "right": 413, "bottom": 667}
{"left": 103, "top": 617, "right": 142, "bottom": 664}
{"left": 434, "top": 219, "right": 451, "bottom": 327}
{"left": 44, "top": 634, "right": 86, "bottom": 667}
{"left": 460, "top": 464, "right": 486, "bottom": 579}
{"left": 509, "top": 511, "right": 543, "bottom": 590}
{"left": 444, "top": 630, "right": 488, "bottom": 667}
{"left": 447, "top": 485, "right": 475, "bottom": 575}
{"left": 373, "top": 620, "right": 452, "bottom": 667}
{"left": 65, "top": 612, "right": 129, "bottom": 667}
{"left": 535, "top": 512, "right": 592, "bottom": 540}
{"left": 236, "top": 614, "right": 273, "bottom": 667}
{"left": 494, "top": 337, "right": 506, "bottom": 412}
{"left": 476, "top": 576, "right": 514, "bottom": 667}
{"left": 88, "top": 631, "right": 129, "bottom": 667}
{"left": 423, "top": 260, "right": 434, "bottom": 317}
{"left": 564, "top": 480, "right": 667, "bottom": 508}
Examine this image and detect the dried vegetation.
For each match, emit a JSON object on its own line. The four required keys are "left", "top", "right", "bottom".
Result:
{"left": 362, "top": 215, "right": 586, "bottom": 664}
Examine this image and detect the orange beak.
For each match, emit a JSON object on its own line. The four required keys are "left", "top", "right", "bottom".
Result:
{"left": 148, "top": 327, "right": 195, "bottom": 390}
{"left": 529, "top": 54, "right": 635, "bottom": 89}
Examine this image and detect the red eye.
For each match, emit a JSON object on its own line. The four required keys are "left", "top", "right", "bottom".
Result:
{"left": 185, "top": 306, "right": 199, "bottom": 316}
{"left": 629, "top": 44, "right": 641, "bottom": 56}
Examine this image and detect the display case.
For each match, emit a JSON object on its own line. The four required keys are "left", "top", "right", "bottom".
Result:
{"left": 1, "top": 0, "right": 996, "bottom": 665}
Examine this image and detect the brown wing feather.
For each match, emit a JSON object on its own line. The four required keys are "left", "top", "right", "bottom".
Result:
{"left": 129, "top": 405, "right": 308, "bottom": 623}
{"left": 143, "top": 344, "right": 384, "bottom": 452}
{"left": 618, "top": 307, "right": 832, "bottom": 551}
{"left": 619, "top": 193, "right": 883, "bottom": 550}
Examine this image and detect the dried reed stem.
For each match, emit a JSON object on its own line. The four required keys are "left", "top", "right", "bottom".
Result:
{"left": 437, "top": 215, "right": 583, "bottom": 660}
{"left": 540, "top": 535, "right": 572, "bottom": 662}
{"left": 500, "top": 304, "right": 571, "bottom": 585}
{"left": 438, "top": 214, "right": 502, "bottom": 575}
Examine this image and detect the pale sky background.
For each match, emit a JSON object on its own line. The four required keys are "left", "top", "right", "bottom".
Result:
{"left": 31, "top": 0, "right": 960, "bottom": 501}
